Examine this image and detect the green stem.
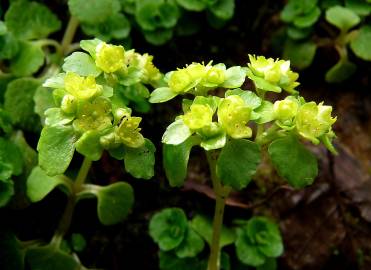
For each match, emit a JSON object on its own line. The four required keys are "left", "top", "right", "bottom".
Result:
{"left": 51, "top": 157, "right": 92, "bottom": 248}
{"left": 61, "top": 16, "right": 79, "bottom": 55}
{"left": 206, "top": 151, "right": 231, "bottom": 270}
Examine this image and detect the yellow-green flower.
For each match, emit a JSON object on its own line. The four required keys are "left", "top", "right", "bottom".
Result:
{"left": 168, "top": 69, "right": 193, "bottom": 93}
{"left": 247, "top": 55, "right": 299, "bottom": 94}
{"left": 204, "top": 66, "right": 225, "bottom": 85}
{"left": 73, "top": 97, "right": 112, "bottom": 133}
{"left": 295, "top": 102, "right": 336, "bottom": 144}
{"left": 182, "top": 104, "right": 213, "bottom": 130}
{"left": 218, "top": 95, "right": 252, "bottom": 139}
{"left": 64, "top": 72, "right": 102, "bottom": 100}
{"left": 95, "top": 42, "right": 125, "bottom": 73}
{"left": 116, "top": 116, "right": 145, "bottom": 148}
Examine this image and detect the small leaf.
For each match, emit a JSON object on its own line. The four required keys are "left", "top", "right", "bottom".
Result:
{"left": 143, "top": 28, "right": 173, "bottom": 46}
{"left": 350, "top": 25, "right": 371, "bottom": 61}
{"left": 149, "top": 208, "right": 188, "bottom": 251}
{"left": 190, "top": 214, "right": 236, "bottom": 248}
{"left": 34, "top": 86, "right": 56, "bottom": 124}
{"left": 75, "top": 130, "right": 104, "bottom": 161}
{"left": 149, "top": 87, "right": 177, "bottom": 103}
{"left": 200, "top": 131, "right": 226, "bottom": 151}
{"left": 37, "top": 125, "right": 77, "bottom": 176}
{"left": 96, "top": 182, "right": 134, "bottom": 225}
{"left": 0, "top": 137, "right": 23, "bottom": 180}
{"left": 325, "top": 58, "right": 356, "bottom": 83}
{"left": 0, "top": 179, "right": 14, "bottom": 207}
{"left": 283, "top": 40, "right": 317, "bottom": 70}
{"left": 345, "top": 0, "right": 371, "bottom": 16}
{"left": 221, "top": 66, "right": 246, "bottom": 88}
{"left": 5, "top": 1, "right": 61, "bottom": 40}
{"left": 63, "top": 52, "right": 102, "bottom": 77}
{"left": 162, "top": 120, "right": 192, "bottom": 145}
{"left": 163, "top": 137, "right": 197, "bottom": 187}
{"left": 217, "top": 139, "right": 261, "bottom": 190}
{"left": 159, "top": 251, "right": 207, "bottom": 270}
{"left": 176, "top": 0, "right": 207, "bottom": 11}
{"left": 26, "top": 245, "right": 80, "bottom": 270}
{"left": 293, "top": 7, "right": 321, "bottom": 28}
{"left": 287, "top": 26, "right": 313, "bottom": 40}
{"left": 124, "top": 139, "right": 155, "bottom": 180}
{"left": 27, "top": 166, "right": 70, "bottom": 202}
{"left": 209, "top": 0, "right": 235, "bottom": 20}
{"left": 268, "top": 135, "right": 318, "bottom": 188}
{"left": 70, "top": 233, "right": 87, "bottom": 252}
{"left": 325, "top": 6, "right": 360, "bottom": 31}
{"left": 68, "top": 0, "right": 120, "bottom": 24}
{"left": 175, "top": 226, "right": 205, "bottom": 258}
{"left": 4, "top": 78, "right": 41, "bottom": 132}
{"left": 254, "top": 101, "right": 274, "bottom": 124}
{"left": 10, "top": 41, "right": 44, "bottom": 77}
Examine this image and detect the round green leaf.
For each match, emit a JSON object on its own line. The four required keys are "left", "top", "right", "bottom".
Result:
{"left": 163, "top": 136, "right": 197, "bottom": 187}
{"left": 162, "top": 120, "right": 192, "bottom": 145}
{"left": 293, "top": 7, "right": 321, "bottom": 28}
{"left": 0, "top": 179, "right": 14, "bottom": 207}
{"left": 26, "top": 245, "right": 80, "bottom": 270}
{"left": 143, "top": 28, "right": 173, "bottom": 46}
{"left": 124, "top": 139, "right": 156, "bottom": 180}
{"left": 350, "top": 25, "right": 371, "bottom": 61}
{"left": 96, "top": 182, "right": 134, "bottom": 225}
{"left": 217, "top": 139, "right": 261, "bottom": 190}
{"left": 283, "top": 40, "right": 317, "bottom": 70}
{"left": 209, "top": 0, "right": 235, "bottom": 20}
{"left": 325, "top": 58, "right": 356, "bottom": 83}
{"left": 176, "top": 0, "right": 207, "bottom": 11}
{"left": 325, "top": 6, "right": 360, "bottom": 31}
{"left": 63, "top": 52, "right": 101, "bottom": 77}
{"left": 10, "top": 41, "right": 45, "bottom": 77}
{"left": 68, "top": 0, "right": 120, "bottom": 23}
{"left": 27, "top": 166, "right": 70, "bottom": 203}
{"left": 149, "top": 208, "right": 188, "bottom": 251}
{"left": 236, "top": 230, "right": 266, "bottom": 267}
{"left": 4, "top": 78, "right": 41, "bottom": 132}
{"left": 5, "top": 0, "right": 61, "bottom": 40}
{"left": 345, "top": 0, "right": 371, "bottom": 16}
{"left": 37, "top": 125, "right": 77, "bottom": 176}
{"left": 149, "top": 87, "right": 177, "bottom": 103}
{"left": 175, "top": 226, "right": 205, "bottom": 258}
{"left": 0, "top": 137, "right": 23, "bottom": 179}
{"left": 268, "top": 135, "right": 318, "bottom": 188}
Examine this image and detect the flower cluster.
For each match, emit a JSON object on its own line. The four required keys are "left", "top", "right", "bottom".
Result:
{"left": 43, "top": 39, "right": 161, "bottom": 160}
{"left": 247, "top": 55, "right": 299, "bottom": 94}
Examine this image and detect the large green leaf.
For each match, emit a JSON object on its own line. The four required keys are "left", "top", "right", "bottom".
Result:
{"left": 62, "top": 52, "right": 102, "bottom": 77}
{"left": 96, "top": 182, "right": 134, "bottom": 225}
{"left": 162, "top": 120, "right": 192, "bottom": 145}
{"left": 325, "top": 58, "right": 356, "bottom": 83}
{"left": 0, "top": 137, "right": 23, "bottom": 180}
{"left": 26, "top": 245, "right": 80, "bottom": 270}
{"left": 123, "top": 139, "right": 155, "bottom": 180}
{"left": 10, "top": 41, "right": 44, "bottom": 77}
{"left": 216, "top": 139, "right": 261, "bottom": 190}
{"left": 325, "top": 6, "right": 360, "bottom": 31}
{"left": 283, "top": 40, "right": 317, "bottom": 70}
{"left": 149, "top": 208, "right": 188, "bottom": 251}
{"left": 37, "top": 125, "right": 77, "bottom": 176}
{"left": 350, "top": 25, "right": 371, "bottom": 61}
{"left": 268, "top": 135, "right": 318, "bottom": 188}
{"left": 4, "top": 78, "right": 41, "bottom": 132}
{"left": 163, "top": 137, "right": 197, "bottom": 187}
{"left": 5, "top": 0, "right": 61, "bottom": 40}
{"left": 175, "top": 226, "right": 205, "bottom": 258}
{"left": 68, "top": 0, "right": 120, "bottom": 24}
{"left": 27, "top": 166, "right": 71, "bottom": 203}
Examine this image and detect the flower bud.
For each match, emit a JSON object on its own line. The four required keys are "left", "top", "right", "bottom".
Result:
{"left": 273, "top": 98, "right": 298, "bottom": 121}
{"left": 60, "top": 94, "right": 77, "bottom": 114}
{"left": 205, "top": 67, "right": 225, "bottom": 85}
{"left": 168, "top": 69, "right": 193, "bottom": 93}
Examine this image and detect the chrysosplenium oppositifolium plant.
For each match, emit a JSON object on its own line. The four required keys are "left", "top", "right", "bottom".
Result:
{"left": 8, "top": 39, "right": 160, "bottom": 269}
{"left": 280, "top": 0, "right": 371, "bottom": 82}
{"left": 149, "top": 55, "right": 337, "bottom": 269}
